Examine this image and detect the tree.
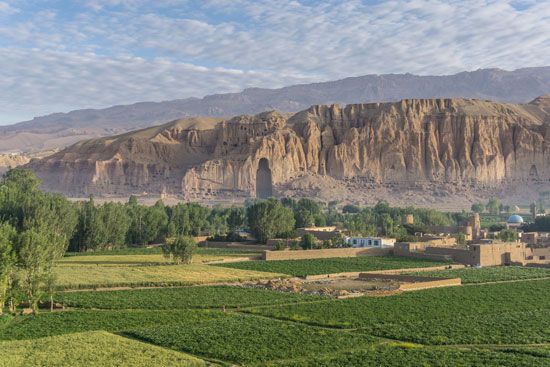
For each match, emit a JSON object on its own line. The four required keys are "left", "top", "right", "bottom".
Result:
{"left": 471, "top": 203, "right": 484, "bottom": 213}
{"left": 70, "top": 197, "right": 105, "bottom": 252}
{"left": 0, "top": 169, "right": 77, "bottom": 312}
{"left": 15, "top": 228, "right": 62, "bottom": 312}
{"left": 99, "top": 202, "right": 130, "bottom": 248}
{"left": 294, "top": 198, "right": 322, "bottom": 228}
{"left": 227, "top": 207, "right": 245, "bottom": 232}
{"left": 342, "top": 204, "right": 360, "bottom": 214}
{"left": 299, "top": 233, "right": 317, "bottom": 250}
{"left": 486, "top": 198, "right": 500, "bottom": 215}
{"left": 126, "top": 200, "right": 169, "bottom": 245}
{"left": 0, "top": 223, "right": 15, "bottom": 314}
{"left": 499, "top": 229, "right": 518, "bottom": 242}
{"left": 246, "top": 199, "right": 295, "bottom": 243}
{"left": 455, "top": 232, "right": 466, "bottom": 245}
{"left": 379, "top": 213, "right": 395, "bottom": 236}
{"left": 169, "top": 203, "right": 210, "bottom": 237}
{"left": 162, "top": 235, "right": 196, "bottom": 264}
{"left": 226, "top": 207, "right": 245, "bottom": 240}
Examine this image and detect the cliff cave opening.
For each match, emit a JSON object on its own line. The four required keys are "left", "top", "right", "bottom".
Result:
{"left": 256, "top": 158, "right": 273, "bottom": 199}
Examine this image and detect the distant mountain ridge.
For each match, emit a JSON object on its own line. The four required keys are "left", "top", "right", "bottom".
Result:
{"left": 1, "top": 66, "right": 549, "bottom": 153}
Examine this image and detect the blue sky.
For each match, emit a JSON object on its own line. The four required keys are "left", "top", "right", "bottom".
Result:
{"left": 0, "top": 0, "right": 549, "bottom": 125}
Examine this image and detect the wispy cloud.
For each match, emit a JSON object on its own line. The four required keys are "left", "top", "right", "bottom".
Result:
{"left": 0, "top": 0, "right": 549, "bottom": 124}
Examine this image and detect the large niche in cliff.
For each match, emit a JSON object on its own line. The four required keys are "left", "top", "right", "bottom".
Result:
{"left": 256, "top": 158, "right": 273, "bottom": 199}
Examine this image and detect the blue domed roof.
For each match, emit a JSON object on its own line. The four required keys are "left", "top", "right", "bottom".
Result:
{"left": 507, "top": 214, "right": 524, "bottom": 224}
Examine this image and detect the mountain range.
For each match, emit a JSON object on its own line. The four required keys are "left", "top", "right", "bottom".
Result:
{"left": 1, "top": 66, "right": 549, "bottom": 154}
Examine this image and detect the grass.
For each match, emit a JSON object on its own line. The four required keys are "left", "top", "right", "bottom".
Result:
{"left": 215, "top": 256, "right": 451, "bottom": 276}
{"left": 403, "top": 266, "right": 550, "bottom": 284}
{"left": 54, "top": 263, "right": 285, "bottom": 290}
{"left": 0, "top": 331, "right": 206, "bottom": 367}
{"left": 248, "top": 279, "right": 550, "bottom": 345}
{"left": 125, "top": 312, "right": 378, "bottom": 364}
{"left": 56, "top": 285, "right": 320, "bottom": 310}
{"left": 256, "top": 344, "right": 550, "bottom": 367}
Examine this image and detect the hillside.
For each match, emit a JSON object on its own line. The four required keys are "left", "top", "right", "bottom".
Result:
{"left": 27, "top": 96, "right": 550, "bottom": 207}
{"left": 2, "top": 67, "right": 549, "bottom": 154}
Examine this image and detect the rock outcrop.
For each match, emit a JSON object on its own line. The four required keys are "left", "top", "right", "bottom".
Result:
{"left": 27, "top": 97, "right": 550, "bottom": 205}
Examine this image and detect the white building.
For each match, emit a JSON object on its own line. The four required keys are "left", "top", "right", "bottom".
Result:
{"left": 345, "top": 236, "right": 395, "bottom": 248}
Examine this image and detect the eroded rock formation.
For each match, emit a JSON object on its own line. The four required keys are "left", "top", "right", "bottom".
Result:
{"left": 27, "top": 97, "right": 550, "bottom": 204}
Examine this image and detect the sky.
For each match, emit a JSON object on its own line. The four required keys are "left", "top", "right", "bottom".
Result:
{"left": 0, "top": 0, "right": 549, "bottom": 125}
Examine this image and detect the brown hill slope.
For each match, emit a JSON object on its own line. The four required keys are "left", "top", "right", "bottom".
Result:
{"left": 27, "top": 97, "right": 550, "bottom": 206}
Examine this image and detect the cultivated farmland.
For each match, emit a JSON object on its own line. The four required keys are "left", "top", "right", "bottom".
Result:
{"left": 248, "top": 279, "right": 550, "bottom": 345}
{"left": 2, "top": 249, "right": 549, "bottom": 366}
{"left": 403, "top": 265, "right": 550, "bottom": 284}
{"left": 126, "top": 313, "right": 378, "bottom": 364}
{"left": 215, "top": 256, "right": 451, "bottom": 276}
{"left": 0, "top": 331, "right": 207, "bottom": 367}
{"left": 56, "top": 285, "right": 321, "bottom": 310}
{"left": 54, "top": 263, "right": 284, "bottom": 289}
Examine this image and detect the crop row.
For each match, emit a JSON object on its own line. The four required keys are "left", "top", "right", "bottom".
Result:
{"left": 0, "top": 309, "right": 223, "bottom": 341}
{"left": 248, "top": 279, "right": 550, "bottom": 345}
{"left": 56, "top": 285, "right": 320, "bottom": 310}
{"left": 403, "top": 266, "right": 550, "bottom": 284}
{"left": 256, "top": 344, "right": 550, "bottom": 367}
{"left": 125, "top": 312, "right": 377, "bottom": 364}
{"left": 216, "top": 255, "right": 450, "bottom": 276}
{"left": 0, "top": 331, "right": 206, "bottom": 367}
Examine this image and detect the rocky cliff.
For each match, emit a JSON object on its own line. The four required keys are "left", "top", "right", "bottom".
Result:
{"left": 27, "top": 97, "right": 550, "bottom": 206}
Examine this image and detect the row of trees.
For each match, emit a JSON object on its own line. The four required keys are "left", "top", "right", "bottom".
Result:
{"left": 66, "top": 189, "right": 475, "bottom": 249}
{"left": 69, "top": 197, "right": 246, "bottom": 252}
{"left": 471, "top": 198, "right": 510, "bottom": 215}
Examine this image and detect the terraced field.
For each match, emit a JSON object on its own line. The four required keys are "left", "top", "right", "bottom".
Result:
{"left": 54, "top": 248, "right": 277, "bottom": 290}
{"left": 56, "top": 285, "right": 320, "bottom": 310}
{"left": 2, "top": 251, "right": 549, "bottom": 366}
{"left": 403, "top": 266, "right": 550, "bottom": 284}
{"left": 248, "top": 280, "right": 550, "bottom": 345}
{"left": 215, "top": 256, "right": 451, "bottom": 276}
{"left": 0, "top": 331, "right": 206, "bottom": 367}
{"left": 54, "top": 263, "right": 284, "bottom": 289}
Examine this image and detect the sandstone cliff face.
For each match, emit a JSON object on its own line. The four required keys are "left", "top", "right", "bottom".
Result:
{"left": 28, "top": 98, "right": 550, "bottom": 202}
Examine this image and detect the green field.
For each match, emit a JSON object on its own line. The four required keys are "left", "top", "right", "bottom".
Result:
{"left": 3, "top": 249, "right": 549, "bottom": 366}
{"left": 247, "top": 280, "right": 550, "bottom": 345}
{"left": 0, "top": 309, "right": 224, "bottom": 340}
{"left": 215, "top": 256, "right": 450, "bottom": 276}
{"left": 126, "top": 313, "right": 377, "bottom": 364}
{"left": 404, "top": 266, "right": 550, "bottom": 284}
{"left": 2, "top": 278, "right": 549, "bottom": 366}
{"left": 56, "top": 285, "right": 320, "bottom": 310}
{"left": 261, "top": 344, "right": 550, "bottom": 367}
{"left": 0, "top": 331, "right": 206, "bottom": 367}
